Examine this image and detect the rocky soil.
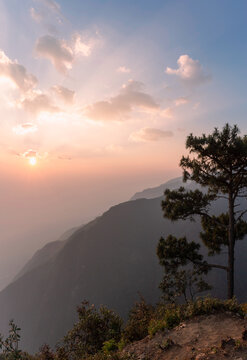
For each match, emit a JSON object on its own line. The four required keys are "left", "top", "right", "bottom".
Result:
{"left": 122, "top": 312, "right": 247, "bottom": 360}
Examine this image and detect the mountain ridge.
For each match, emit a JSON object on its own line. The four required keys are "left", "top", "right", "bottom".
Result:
{"left": 0, "top": 177, "right": 246, "bottom": 352}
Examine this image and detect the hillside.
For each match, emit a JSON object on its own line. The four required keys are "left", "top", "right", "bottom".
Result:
{"left": 13, "top": 227, "right": 78, "bottom": 281}
{"left": 123, "top": 312, "right": 247, "bottom": 360}
{"left": 0, "top": 178, "right": 246, "bottom": 352}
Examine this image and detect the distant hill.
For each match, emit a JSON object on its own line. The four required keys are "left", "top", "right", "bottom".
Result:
{"left": 0, "top": 178, "right": 246, "bottom": 353}
{"left": 13, "top": 227, "right": 78, "bottom": 282}
{"left": 130, "top": 177, "right": 197, "bottom": 200}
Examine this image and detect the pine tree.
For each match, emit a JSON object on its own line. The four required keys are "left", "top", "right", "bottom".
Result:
{"left": 158, "top": 124, "right": 247, "bottom": 299}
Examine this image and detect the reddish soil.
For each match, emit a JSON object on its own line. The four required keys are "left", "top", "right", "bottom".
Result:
{"left": 122, "top": 312, "right": 247, "bottom": 359}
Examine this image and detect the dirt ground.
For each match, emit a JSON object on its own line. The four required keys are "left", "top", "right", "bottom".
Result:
{"left": 123, "top": 312, "right": 247, "bottom": 360}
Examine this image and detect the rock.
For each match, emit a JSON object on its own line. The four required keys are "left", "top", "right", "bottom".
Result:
{"left": 242, "top": 329, "right": 247, "bottom": 341}
{"left": 221, "top": 337, "right": 236, "bottom": 349}
{"left": 195, "top": 353, "right": 206, "bottom": 360}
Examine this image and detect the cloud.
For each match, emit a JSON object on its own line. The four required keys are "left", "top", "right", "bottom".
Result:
{"left": 41, "top": 0, "right": 61, "bottom": 13}
{"left": 20, "top": 91, "right": 60, "bottom": 114}
{"left": 174, "top": 96, "right": 189, "bottom": 106}
{"left": 21, "top": 149, "right": 38, "bottom": 159}
{"left": 117, "top": 66, "right": 131, "bottom": 74}
{"left": 0, "top": 50, "right": 37, "bottom": 92}
{"left": 85, "top": 80, "right": 159, "bottom": 121}
{"left": 13, "top": 123, "right": 38, "bottom": 135}
{"left": 30, "top": 0, "right": 65, "bottom": 34}
{"left": 166, "top": 55, "right": 209, "bottom": 85}
{"left": 160, "top": 107, "right": 173, "bottom": 118}
{"left": 35, "top": 33, "right": 98, "bottom": 72}
{"left": 30, "top": 7, "right": 43, "bottom": 23}
{"left": 51, "top": 85, "right": 75, "bottom": 104}
{"left": 129, "top": 128, "right": 174, "bottom": 142}
{"left": 193, "top": 102, "right": 200, "bottom": 110}
{"left": 30, "top": 7, "right": 59, "bottom": 34}
{"left": 73, "top": 33, "right": 96, "bottom": 57}
{"left": 12, "top": 148, "right": 49, "bottom": 161}
{"left": 35, "top": 35, "right": 74, "bottom": 73}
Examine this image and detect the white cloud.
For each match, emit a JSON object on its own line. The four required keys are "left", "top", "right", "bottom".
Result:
{"left": 85, "top": 80, "right": 159, "bottom": 121}
{"left": 35, "top": 33, "right": 98, "bottom": 72}
{"left": 174, "top": 96, "right": 189, "bottom": 106}
{"left": 73, "top": 33, "right": 96, "bottom": 57}
{"left": 20, "top": 91, "right": 60, "bottom": 114}
{"left": 51, "top": 85, "right": 75, "bottom": 104}
{"left": 166, "top": 55, "right": 209, "bottom": 85}
{"left": 117, "top": 66, "right": 131, "bottom": 74}
{"left": 35, "top": 35, "right": 74, "bottom": 73}
{"left": 22, "top": 149, "right": 38, "bottom": 158}
{"left": 13, "top": 123, "right": 38, "bottom": 135}
{"left": 0, "top": 50, "right": 37, "bottom": 92}
{"left": 129, "top": 128, "right": 174, "bottom": 142}
{"left": 17, "top": 149, "right": 48, "bottom": 161}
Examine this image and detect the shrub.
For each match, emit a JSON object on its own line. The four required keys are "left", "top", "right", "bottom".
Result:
{"left": 184, "top": 296, "right": 244, "bottom": 318}
{"left": 122, "top": 297, "right": 154, "bottom": 343}
{"left": 56, "top": 300, "right": 123, "bottom": 359}
{"left": 148, "top": 297, "right": 244, "bottom": 337}
{"left": 36, "top": 344, "right": 55, "bottom": 360}
{"left": 148, "top": 319, "right": 167, "bottom": 337}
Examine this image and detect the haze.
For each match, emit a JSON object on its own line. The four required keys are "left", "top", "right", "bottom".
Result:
{"left": 0, "top": 0, "right": 247, "bottom": 289}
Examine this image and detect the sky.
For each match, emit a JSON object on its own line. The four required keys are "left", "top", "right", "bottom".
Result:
{"left": 0, "top": 0, "right": 247, "bottom": 289}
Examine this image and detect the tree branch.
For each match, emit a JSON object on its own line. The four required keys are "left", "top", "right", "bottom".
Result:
{"left": 236, "top": 208, "right": 247, "bottom": 222}
{"left": 189, "top": 258, "right": 228, "bottom": 272}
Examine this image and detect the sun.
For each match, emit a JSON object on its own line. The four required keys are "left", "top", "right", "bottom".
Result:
{"left": 29, "top": 157, "right": 37, "bottom": 166}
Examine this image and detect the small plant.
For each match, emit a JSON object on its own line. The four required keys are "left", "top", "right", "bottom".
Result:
{"left": 0, "top": 320, "right": 21, "bottom": 360}
{"left": 235, "top": 339, "right": 242, "bottom": 349}
{"left": 148, "top": 319, "right": 167, "bottom": 337}
{"left": 241, "top": 302, "right": 247, "bottom": 315}
{"left": 159, "top": 338, "right": 174, "bottom": 351}
{"left": 102, "top": 339, "right": 118, "bottom": 354}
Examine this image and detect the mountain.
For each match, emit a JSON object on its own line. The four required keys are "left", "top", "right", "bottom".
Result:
{"left": 0, "top": 178, "right": 246, "bottom": 353}
{"left": 13, "top": 227, "right": 78, "bottom": 282}
{"left": 130, "top": 177, "right": 197, "bottom": 200}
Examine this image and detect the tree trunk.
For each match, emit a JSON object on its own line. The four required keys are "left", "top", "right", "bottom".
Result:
{"left": 227, "top": 193, "right": 235, "bottom": 299}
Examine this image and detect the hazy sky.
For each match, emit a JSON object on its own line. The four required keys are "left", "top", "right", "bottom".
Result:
{"left": 0, "top": 0, "right": 247, "bottom": 289}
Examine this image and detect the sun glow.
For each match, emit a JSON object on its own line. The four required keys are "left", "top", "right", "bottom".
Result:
{"left": 29, "top": 157, "right": 37, "bottom": 166}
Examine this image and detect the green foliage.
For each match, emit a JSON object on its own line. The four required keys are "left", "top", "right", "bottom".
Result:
{"left": 148, "top": 303, "right": 182, "bottom": 336}
{"left": 85, "top": 353, "right": 136, "bottom": 360}
{"left": 148, "top": 319, "right": 166, "bottom": 337}
{"left": 184, "top": 296, "right": 244, "bottom": 318}
{"left": 0, "top": 320, "right": 21, "bottom": 360}
{"left": 121, "top": 297, "right": 154, "bottom": 343}
{"left": 157, "top": 235, "right": 211, "bottom": 302}
{"left": 56, "top": 300, "right": 123, "bottom": 359}
{"left": 148, "top": 297, "right": 244, "bottom": 337}
{"left": 102, "top": 339, "right": 118, "bottom": 354}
